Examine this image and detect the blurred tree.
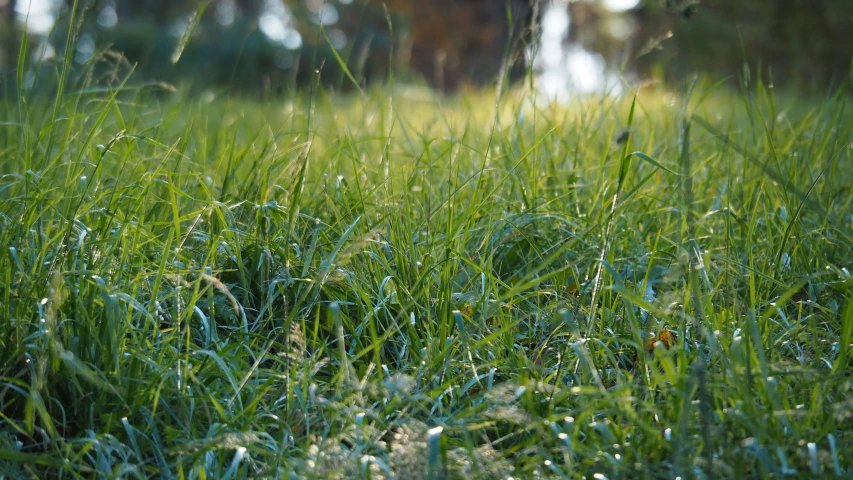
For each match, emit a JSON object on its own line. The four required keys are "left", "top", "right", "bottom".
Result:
{"left": 378, "top": 0, "right": 539, "bottom": 91}
{"left": 542, "top": 0, "right": 852, "bottom": 91}
{"left": 0, "top": 0, "right": 17, "bottom": 75}
{"left": 50, "top": 0, "right": 540, "bottom": 92}
{"left": 630, "top": 0, "right": 853, "bottom": 88}
{"left": 4, "top": 0, "right": 853, "bottom": 93}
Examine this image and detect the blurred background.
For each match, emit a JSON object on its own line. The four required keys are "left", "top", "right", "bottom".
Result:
{"left": 1, "top": 0, "right": 852, "bottom": 97}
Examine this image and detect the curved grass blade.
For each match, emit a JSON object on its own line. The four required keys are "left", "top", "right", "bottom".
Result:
{"left": 322, "top": 27, "right": 364, "bottom": 96}
{"left": 628, "top": 151, "right": 684, "bottom": 176}
{"left": 172, "top": 2, "right": 210, "bottom": 64}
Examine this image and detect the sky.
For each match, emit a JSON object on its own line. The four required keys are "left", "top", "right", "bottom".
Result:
{"left": 537, "top": 1, "right": 626, "bottom": 99}
{"left": 602, "top": 0, "right": 641, "bottom": 12}
{"left": 14, "top": 0, "right": 61, "bottom": 35}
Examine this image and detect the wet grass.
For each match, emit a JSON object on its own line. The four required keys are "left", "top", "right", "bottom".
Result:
{"left": 1, "top": 50, "right": 853, "bottom": 478}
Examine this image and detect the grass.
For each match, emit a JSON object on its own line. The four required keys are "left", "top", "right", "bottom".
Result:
{"left": 1, "top": 44, "right": 853, "bottom": 478}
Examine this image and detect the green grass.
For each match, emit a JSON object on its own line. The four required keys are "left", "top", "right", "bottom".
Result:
{"left": 2, "top": 52, "right": 853, "bottom": 478}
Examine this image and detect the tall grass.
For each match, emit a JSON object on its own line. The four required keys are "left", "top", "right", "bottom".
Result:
{"left": 1, "top": 26, "right": 853, "bottom": 479}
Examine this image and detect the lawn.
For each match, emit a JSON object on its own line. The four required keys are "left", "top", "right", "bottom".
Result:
{"left": 1, "top": 59, "right": 853, "bottom": 478}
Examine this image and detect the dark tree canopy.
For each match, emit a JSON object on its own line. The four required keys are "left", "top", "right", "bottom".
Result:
{"left": 2, "top": 0, "right": 852, "bottom": 92}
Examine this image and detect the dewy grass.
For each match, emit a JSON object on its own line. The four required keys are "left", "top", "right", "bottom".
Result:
{"left": 1, "top": 50, "right": 853, "bottom": 478}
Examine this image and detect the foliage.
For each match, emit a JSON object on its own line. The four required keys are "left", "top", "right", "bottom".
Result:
{"left": 4, "top": 0, "right": 853, "bottom": 93}
{"left": 9, "top": 0, "right": 536, "bottom": 92}
{"left": 2, "top": 30, "right": 853, "bottom": 478}
{"left": 630, "top": 0, "right": 853, "bottom": 89}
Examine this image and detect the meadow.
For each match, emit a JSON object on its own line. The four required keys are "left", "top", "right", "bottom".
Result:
{"left": 1, "top": 53, "right": 853, "bottom": 478}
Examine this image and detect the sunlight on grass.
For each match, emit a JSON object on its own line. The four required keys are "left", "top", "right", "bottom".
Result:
{"left": 1, "top": 45, "right": 852, "bottom": 478}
